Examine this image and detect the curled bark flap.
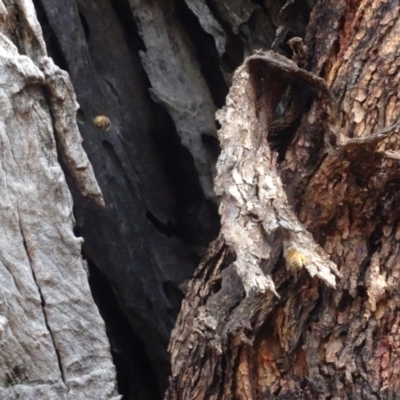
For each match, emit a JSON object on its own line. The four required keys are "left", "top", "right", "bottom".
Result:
{"left": 215, "top": 51, "right": 341, "bottom": 298}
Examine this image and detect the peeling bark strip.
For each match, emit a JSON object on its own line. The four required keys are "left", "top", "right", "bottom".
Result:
{"left": 40, "top": 57, "right": 105, "bottom": 207}
{"left": 184, "top": 0, "right": 227, "bottom": 57}
{"left": 0, "top": 0, "right": 118, "bottom": 398}
{"left": 215, "top": 51, "right": 340, "bottom": 298}
{"left": 128, "top": 0, "right": 218, "bottom": 201}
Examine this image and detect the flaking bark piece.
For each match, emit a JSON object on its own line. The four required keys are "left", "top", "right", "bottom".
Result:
{"left": 40, "top": 57, "right": 105, "bottom": 207}
{"left": 215, "top": 51, "right": 341, "bottom": 298}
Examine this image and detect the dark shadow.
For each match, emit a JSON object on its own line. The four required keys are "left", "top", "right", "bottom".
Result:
{"left": 87, "top": 259, "right": 162, "bottom": 400}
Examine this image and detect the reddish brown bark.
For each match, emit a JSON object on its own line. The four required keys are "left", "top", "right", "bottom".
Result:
{"left": 167, "top": 1, "right": 400, "bottom": 398}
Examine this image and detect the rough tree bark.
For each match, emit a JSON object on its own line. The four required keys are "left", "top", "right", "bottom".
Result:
{"left": 0, "top": 0, "right": 119, "bottom": 398}
{"left": 167, "top": 0, "right": 400, "bottom": 399}
{"left": 5, "top": 0, "right": 399, "bottom": 398}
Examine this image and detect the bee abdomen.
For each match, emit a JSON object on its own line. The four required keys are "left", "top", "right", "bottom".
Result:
{"left": 284, "top": 245, "right": 307, "bottom": 271}
{"left": 93, "top": 115, "right": 111, "bottom": 131}
{"left": 291, "top": 258, "right": 304, "bottom": 269}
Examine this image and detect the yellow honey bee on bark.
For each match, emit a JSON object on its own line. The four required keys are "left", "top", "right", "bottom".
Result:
{"left": 283, "top": 241, "right": 307, "bottom": 271}
{"left": 93, "top": 115, "right": 111, "bottom": 131}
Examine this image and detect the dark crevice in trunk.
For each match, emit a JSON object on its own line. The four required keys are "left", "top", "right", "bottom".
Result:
{"left": 110, "top": 0, "right": 147, "bottom": 53}
{"left": 196, "top": 0, "right": 245, "bottom": 72}
{"left": 145, "top": 211, "right": 176, "bottom": 238}
{"left": 87, "top": 259, "right": 162, "bottom": 400}
{"left": 149, "top": 104, "right": 221, "bottom": 253}
{"left": 33, "top": 0, "right": 69, "bottom": 71}
{"left": 201, "top": 133, "right": 221, "bottom": 162}
{"left": 175, "top": 0, "right": 229, "bottom": 109}
{"left": 77, "top": 7, "right": 90, "bottom": 42}
{"left": 112, "top": 0, "right": 221, "bottom": 254}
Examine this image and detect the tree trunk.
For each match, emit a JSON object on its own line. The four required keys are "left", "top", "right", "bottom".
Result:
{"left": 0, "top": 1, "right": 119, "bottom": 398}
{"left": 167, "top": 0, "right": 400, "bottom": 398}
{"left": 5, "top": 0, "right": 399, "bottom": 398}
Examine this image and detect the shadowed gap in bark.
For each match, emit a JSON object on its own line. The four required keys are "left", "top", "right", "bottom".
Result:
{"left": 175, "top": 0, "right": 229, "bottom": 108}
{"left": 147, "top": 104, "right": 221, "bottom": 251}
{"left": 87, "top": 259, "right": 161, "bottom": 400}
{"left": 33, "top": 0, "right": 221, "bottom": 395}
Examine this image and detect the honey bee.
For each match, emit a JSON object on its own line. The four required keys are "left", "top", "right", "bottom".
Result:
{"left": 93, "top": 115, "right": 111, "bottom": 131}
{"left": 283, "top": 241, "right": 306, "bottom": 271}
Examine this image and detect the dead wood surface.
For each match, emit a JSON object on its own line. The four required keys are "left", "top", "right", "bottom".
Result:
{"left": 0, "top": 1, "right": 119, "bottom": 398}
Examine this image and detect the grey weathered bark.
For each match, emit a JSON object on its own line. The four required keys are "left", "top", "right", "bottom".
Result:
{"left": 167, "top": 0, "right": 400, "bottom": 399}
{"left": 0, "top": 0, "right": 118, "bottom": 398}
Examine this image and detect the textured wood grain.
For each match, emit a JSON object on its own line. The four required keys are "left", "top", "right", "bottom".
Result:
{"left": 167, "top": 0, "right": 400, "bottom": 398}
{"left": 0, "top": 1, "right": 119, "bottom": 398}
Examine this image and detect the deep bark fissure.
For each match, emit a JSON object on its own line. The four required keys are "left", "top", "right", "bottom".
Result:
{"left": 110, "top": 0, "right": 147, "bottom": 53}
{"left": 175, "top": 0, "right": 229, "bottom": 109}
{"left": 145, "top": 211, "right": 176, "bottom": 239}
{"left": 17, "top": 214, "right": 67, "bottom": 387}
{"left": 32, "top": 0, "right": 69, "bottom": 71}
{"left": 87, "top": 259, "right": 161, "bottom": 400}
{"left": 200, "top": 0, "right": 245, "bottom": 69}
